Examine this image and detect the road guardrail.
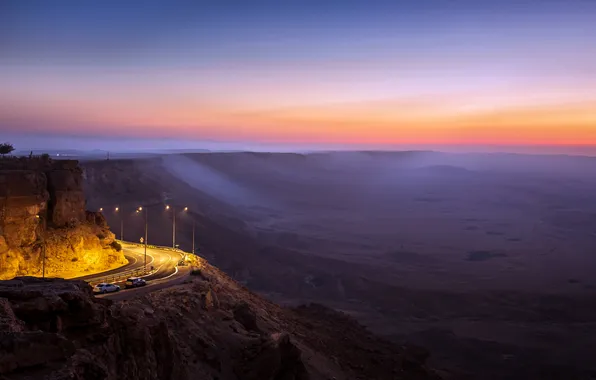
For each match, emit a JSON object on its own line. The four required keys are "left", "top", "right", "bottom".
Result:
{"left": 88, "top": 266, "right": 156, "bottom": 286}
{"left": 87, "top": 240, "right": 198, "bottom": 285}
{"left": 116, "top": 240, "right": 201, "bottom": 261}
{"left": 116, "top": 240, "right": 188, "bottom": 255}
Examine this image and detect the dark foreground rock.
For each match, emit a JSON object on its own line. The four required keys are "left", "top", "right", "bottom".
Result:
{"left": 0, "top": 263, "right": 441, "bottom": 380}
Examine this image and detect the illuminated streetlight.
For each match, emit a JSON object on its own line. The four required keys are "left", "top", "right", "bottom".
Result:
{"left": 114, "top": 207, "right": 123, "bottom": 241}
{"left": 184, "top": 207, "right": 188, "bottom": 211}
{"left": 99, "top": 207, "right": 103, "bottom": 212}
{"left": 36, "top": 214, "right": 47, "bottom": 278}
{"left": 192, "top": 218, "right": 196, "bottom": 256}
{"left": 166, "top": 205, "right": 177, "bottom": 248}
{"left": 136, "top": 205, "right": 148, "bottom": 271}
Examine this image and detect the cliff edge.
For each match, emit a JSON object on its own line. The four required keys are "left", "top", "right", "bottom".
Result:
{"left": 0, "top": 257, "right": 441, "bottom": 380}
{"left": 0, "top": 157, "right": 126, "bottom": 280}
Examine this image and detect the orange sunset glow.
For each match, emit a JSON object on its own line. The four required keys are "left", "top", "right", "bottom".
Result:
{"left": 3, "top": 83, "right": 595, "bottom": 146}
{"left": 1, "top": 0, "right": 595, "bottom": 153}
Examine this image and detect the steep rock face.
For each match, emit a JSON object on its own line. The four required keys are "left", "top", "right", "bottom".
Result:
{"left": 46, "top": 161, "right": 87, "bottom": 227}
{"left": 0, "top": 170, "right": 48, "bottom": 248}
{"left": 0, "top": 158, "right": 126, "bottom": 280}
{"left": 0, "top": 262, "right": 441, "bottom": 380}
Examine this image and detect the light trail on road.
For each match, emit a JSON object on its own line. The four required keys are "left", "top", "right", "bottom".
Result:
{"left": 75, "top": 242, "right": 188, "bottom": 299}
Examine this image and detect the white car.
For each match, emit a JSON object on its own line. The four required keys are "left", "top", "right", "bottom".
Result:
{"left": 93, "top": 283, "right": 120, "bottom": 294}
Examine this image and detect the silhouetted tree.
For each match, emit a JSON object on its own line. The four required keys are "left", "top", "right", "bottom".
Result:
{"left": 0, "top": 143, "right": 14, "bottom": 156}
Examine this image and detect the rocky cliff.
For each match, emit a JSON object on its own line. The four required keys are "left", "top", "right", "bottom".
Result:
{"left": 0, "top": 258, "right": 441, "bottom": 380}
{"left": 0, "top": 157, "right": 126, "bottom": 280}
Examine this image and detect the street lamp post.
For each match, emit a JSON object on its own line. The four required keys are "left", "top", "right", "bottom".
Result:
{"left": 115, "top": 207, "right": 123, "bottom": 241}
{"left": 173, "top": 207, "right": 176, "bottom": 248}
{"left": 144, "top": 207, "right": 148, "bottom": 271}
{"left": 36, "top": 214, "right": 46, "bottom": 278}
{"left": 166, "top": 205, "right": 176, "bottom": 248}
{"left": 42, "top": 239, "right": 46, "bottom": 278}
{"left": 167, "top": 205, "right": 188, "bottom": 249}
{"left": 41, "top": 239, "right": 46, "bottom": 278}
{"left": 138, "top": 206, "right": 148, "bottom": 272}
{"left": 192, "top": 218, "right": 195, "bottom": 255}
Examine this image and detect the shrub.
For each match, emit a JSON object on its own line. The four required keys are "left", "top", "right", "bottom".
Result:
{"left": 0, "top": 143, "right": 14, "bottom": 156}
{"left": 110, "top": 241, "right": 122, "bottom": 252}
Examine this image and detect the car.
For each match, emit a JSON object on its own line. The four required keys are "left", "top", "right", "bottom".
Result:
{"left": 93, "top": 283, "right": 120, "bottom": 294}
{"left": 125, "top": 277, "right": 147, "bottom": 288}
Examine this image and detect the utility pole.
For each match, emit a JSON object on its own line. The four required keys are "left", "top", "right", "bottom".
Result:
{"left": 172, "top": 206, "right": 176, "bottom": 248}
{"left": 144, "top": 207, "right": 148, "bottom": 272}
{"left": 1, "top": 202, "right": 5, "bottom": 274}
{"left": 114, "top": 207, "right": 123, "bottom": 241}
{"left": 42, "top": 238, "right": 46, "bottom": 279}
{"left": 192, "top": 218, "right": 195, "bottom": 255}
{"left": 37, "top": 214, "right": 47, "bottom": 278}
{"left": 166, "top": 205, "right": 178, "bottom": 249}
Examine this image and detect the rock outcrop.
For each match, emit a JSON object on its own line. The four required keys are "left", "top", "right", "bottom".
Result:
{"left": 45, "top": 160, "right": 87, "bottom": 227}
{"left": 0, "top": 261, "right": 441, "bottom": 380}
{"left": 0, "top": 157, "right": 126, "bottom": 280}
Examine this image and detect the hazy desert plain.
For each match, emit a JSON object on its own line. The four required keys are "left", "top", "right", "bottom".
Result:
{"left": 82, "top": 151, "right": 596, "bottom": 379}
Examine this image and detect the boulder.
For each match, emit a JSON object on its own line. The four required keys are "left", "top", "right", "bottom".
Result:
{"left": 0, "top": 331, "right": 76, "bottom": 375}
{"left": 85, "top": 211, "right": 108, "bottom": 228}
{"left": 0, "top": 277, "right": 105, "bottom": 333}
{"left": 0, "top": 297, "right": 24, "bottom": 332}
{"left": 233, "top": 302, "right": 260, "bottom": 332}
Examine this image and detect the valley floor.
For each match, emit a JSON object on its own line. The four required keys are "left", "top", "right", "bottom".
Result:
{"left": 81, "top": 151, "right": 596, "bottom": 379}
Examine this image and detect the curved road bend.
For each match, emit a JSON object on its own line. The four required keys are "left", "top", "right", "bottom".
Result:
{"left": 76, "top": 243, "right": 191, "bottom": 299}
{"left": 99, "top": 265, "right": 190, "bottom": 301}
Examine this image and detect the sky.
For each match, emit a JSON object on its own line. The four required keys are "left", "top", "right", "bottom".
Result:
{"left": 1, "top": 0, "right": 595, "bottom": 153}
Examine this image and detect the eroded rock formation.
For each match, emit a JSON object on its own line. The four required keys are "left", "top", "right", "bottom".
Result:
{"left": 0, "top": 158, "right": 126, "bottom": 280}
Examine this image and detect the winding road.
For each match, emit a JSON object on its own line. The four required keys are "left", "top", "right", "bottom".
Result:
{"left": 77, "top": 242, "right": 191, "bottom": 300}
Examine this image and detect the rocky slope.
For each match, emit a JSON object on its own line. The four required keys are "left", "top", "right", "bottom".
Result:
{"left": 0, "top": 259, "right": 441, "bottom": 380}
{"left": 0, "top": 157, "right": 126, "bottom": 280}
